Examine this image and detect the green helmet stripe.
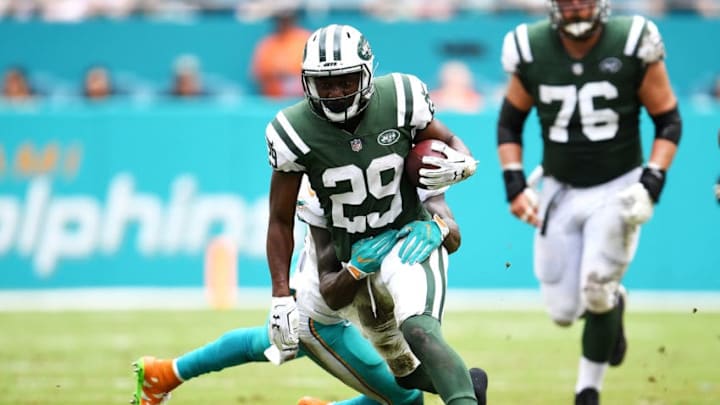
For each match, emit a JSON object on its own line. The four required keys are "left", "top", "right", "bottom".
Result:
{"left": 333, "top": 25, "right": 342, "bottom": 61}
{"left": 318, "top": 27, "right": 327, "bottom": 62}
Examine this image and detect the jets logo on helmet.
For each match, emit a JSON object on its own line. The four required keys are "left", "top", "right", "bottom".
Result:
{"left": 301, "top": 24, "right": 375, "bottom": 123}
{"left": 548, "top": 0, "right": 610, "bottom": 40}
{"left": 357, "top": 36, "right": 372, "bottom": 61}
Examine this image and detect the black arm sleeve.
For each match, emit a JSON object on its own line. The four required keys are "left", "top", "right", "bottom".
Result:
{"left": 497, "top": 98, "right": 530, "bottom": 146}
{"left": 650, "top": 105, "right": 682, "bottom": 145}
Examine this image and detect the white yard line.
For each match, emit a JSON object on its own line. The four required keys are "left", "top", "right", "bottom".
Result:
{"left": 1, "top": 288, "right": 719, "bottom": 312}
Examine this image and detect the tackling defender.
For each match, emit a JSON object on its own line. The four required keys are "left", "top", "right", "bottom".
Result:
{"left": 266, "top": 24, "right": 481, "bottom": 404}
{"left": 131, "top": 179, "right": 424, "bottom": 405}
{"left": 132, "top": 179, "right": 487, "bottom": 405}
{"left": 496, "top": 1, "right": 681, "bottom": 404}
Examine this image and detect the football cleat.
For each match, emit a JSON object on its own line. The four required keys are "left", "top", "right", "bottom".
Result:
{"left": 574, "top": 387, "right": 599, "bottom": 405}
{"left": 297, "top": 397, "right": 332, "bottom": 405}
{"left": 609, "top": 286, "right": 628, "bottom": 367}
{"left": 470, "top": 367, "right": 489, "bottom": 405}
{"left": 131, "top": 356, "right": 182, "bottom": 405}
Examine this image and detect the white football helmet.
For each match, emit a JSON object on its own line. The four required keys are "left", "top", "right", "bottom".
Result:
{"left": 548, "top": 0, "right": 610, "bottom": 39}
{"left": 301, "top": 24, "right": 374, "bottom": 122}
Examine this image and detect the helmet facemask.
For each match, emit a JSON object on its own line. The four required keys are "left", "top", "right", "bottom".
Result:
{"left": 301, "top": 24, "right": 375, "bottom": 123}
{"left": 548, "top": 0, "right": 610, "bottom": 40}
{"left": 303, "top": 68, "right": 372, "bottom": 123}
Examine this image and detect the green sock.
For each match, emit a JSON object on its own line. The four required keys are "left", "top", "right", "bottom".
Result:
{"left": 582, "top": 305, "right": 621, "bottom": 363}
{"left": 401, "top": 315, "right": 476, "bottom": 405}
{"left": 395, "top": 363, "right": 437, "bottom": 393}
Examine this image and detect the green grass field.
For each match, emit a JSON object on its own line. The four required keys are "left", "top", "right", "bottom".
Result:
{"left": 1, "top": 309, "right": 718, "bottom": 404}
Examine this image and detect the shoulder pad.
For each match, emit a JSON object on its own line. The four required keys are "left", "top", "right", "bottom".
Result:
{"left": 624, "top": 16, "right": 665, "bottom": 64}
{"left": 390, "top": 73, "right": 434, "bottom": 130}
{"left": 265, "top": 110, "right": 309, "bottom": 172}
{"left": 501, "top": 24, "right": 533, "bottom": 73}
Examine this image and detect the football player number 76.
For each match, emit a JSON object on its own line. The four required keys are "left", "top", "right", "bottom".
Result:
{"left": 540, "top": 81, "right": 620, "bottom": 143}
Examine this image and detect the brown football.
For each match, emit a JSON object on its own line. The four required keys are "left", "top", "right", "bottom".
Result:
{"left": 404, "top": 139, "right": 447, "bottom": 189}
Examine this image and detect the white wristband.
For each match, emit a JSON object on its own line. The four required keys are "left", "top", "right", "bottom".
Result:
{"left": 344, "top": 261, "right": 367, "bottom": 280}
{"left": 432, "top": 214, "right": 450, "bottom": 240}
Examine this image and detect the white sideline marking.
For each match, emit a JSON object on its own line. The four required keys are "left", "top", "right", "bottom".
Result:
{"left": 0, "top": 288, "right": 719, "bottom": 312}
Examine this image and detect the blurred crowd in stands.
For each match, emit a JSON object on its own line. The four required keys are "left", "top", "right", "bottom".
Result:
{"left": 2, "top": 1, "right": 720, "bottom": 110}
{"left": 1, "top": 0, "right": 719, "bottom": 21}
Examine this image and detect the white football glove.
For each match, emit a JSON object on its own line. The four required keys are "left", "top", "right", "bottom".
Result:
{"left": 418, "top": 141, "right": 477, "bottom": 190}
{"left": 617, "top": 183, "right": 654, "bottom": 226}
{"left": 263, "top": 345, "right": 297, "bottom": 366}
{"left": 523, "top": 187, "right": 539, "bottom": 210}
{"left": 268, "top": 296, "right": 299, "bottom": 362}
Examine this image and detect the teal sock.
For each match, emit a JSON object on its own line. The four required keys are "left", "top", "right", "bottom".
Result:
{"left": 334, "top": 393, "right": 422, "bottom": 405}
{"left": 175, "top": 326, "right": 270, "bottom": 380}
{"left": 401, "top": 315, "right": 475, "bottom": 405}
{"left": 582, "top": 306, "right": 621, "bottom": 363}
{"left": 334, "top": 395, "right": 382, "bottom": 405}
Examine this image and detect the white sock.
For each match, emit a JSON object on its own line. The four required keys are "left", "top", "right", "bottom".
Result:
{"left": 171, "top": 359, "right": 186, "bottom": 382}
{"left": 575, "top": 356, "right": 607, "bottom": 393}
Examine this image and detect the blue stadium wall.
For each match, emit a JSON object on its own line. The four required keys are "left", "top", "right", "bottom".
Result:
{"left": 1, "top": 14, "right": 719, "bottom": 292}
{"left": 1, "top": 101, "right": 718, "bottom": 291}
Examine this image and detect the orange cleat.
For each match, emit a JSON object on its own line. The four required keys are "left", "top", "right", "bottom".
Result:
{"left": 131, "top": 356, "right": 183, "bottom": 405}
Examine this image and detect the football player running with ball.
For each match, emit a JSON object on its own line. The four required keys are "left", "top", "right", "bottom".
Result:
{"left": 266, "top": 24, "right": 480, "bottom": 404}
{"left": 496, "top": 1, "right": 681, "bottom": 404}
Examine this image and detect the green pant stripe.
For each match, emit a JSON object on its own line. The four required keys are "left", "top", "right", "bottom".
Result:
{"left": 305, "top": 318, "right": 389, "bottom": 403}
{"left": 437, "top": 248, "right": 447, "bottom": 322}
{"left": 421, "top": 250, "right": 447, "bottom": 320}
{"left": 421, "top": 260, "right": 436, "bottom": 317}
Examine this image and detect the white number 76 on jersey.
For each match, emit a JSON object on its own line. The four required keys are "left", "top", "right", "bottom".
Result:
{"left": 540, "top": 81, "right": 619, "bottom": 143}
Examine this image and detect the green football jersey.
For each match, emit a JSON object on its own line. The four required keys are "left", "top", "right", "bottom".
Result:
{"left": 502, "top": 15, "right": 666, "bottom": 186}
{"left": 265, "top": 73, "right": 435, "bottom": 261}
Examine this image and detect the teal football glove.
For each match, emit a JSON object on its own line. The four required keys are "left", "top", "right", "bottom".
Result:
{"left": 397, "top": 215, "right": 449, "bottom": 265}
{"left": 346, "top": 230, "right": 399, "bottom": 280}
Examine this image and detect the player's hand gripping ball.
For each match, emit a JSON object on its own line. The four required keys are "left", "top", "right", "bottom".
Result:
{"left": 405, "top": 139, "right": 445, "bottom": 189}
{"left": 405, "top": 139, "right": 477, "bottom": 189}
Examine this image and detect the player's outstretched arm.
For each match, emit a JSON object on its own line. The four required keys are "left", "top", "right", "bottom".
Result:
{"left": 267, "top": 171, "right": 303, "bottom": 354}
{"left": 618, "top": 60, "right": 682, "bottom": 225}
{"left": 639, "top": 60, "right": 680, "bottom": 175}
{"left": 312, "top": 225, "right": 363, "bottom": 311}
{"left": 423, "top": 193, "right": 460, "bottom": 254}
{"left": 497, "top": 74, "right": 539, "bottom": 226}
{"left": 267, "top": 171, "right": 303, "bottom": 297}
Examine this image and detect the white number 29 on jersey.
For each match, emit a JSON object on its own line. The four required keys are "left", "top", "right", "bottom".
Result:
{"left": 539, "top": 81, "right": 619, "bottom": 143}
{"left": 322, "top": 154, "right": 404, "bottom": 234}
